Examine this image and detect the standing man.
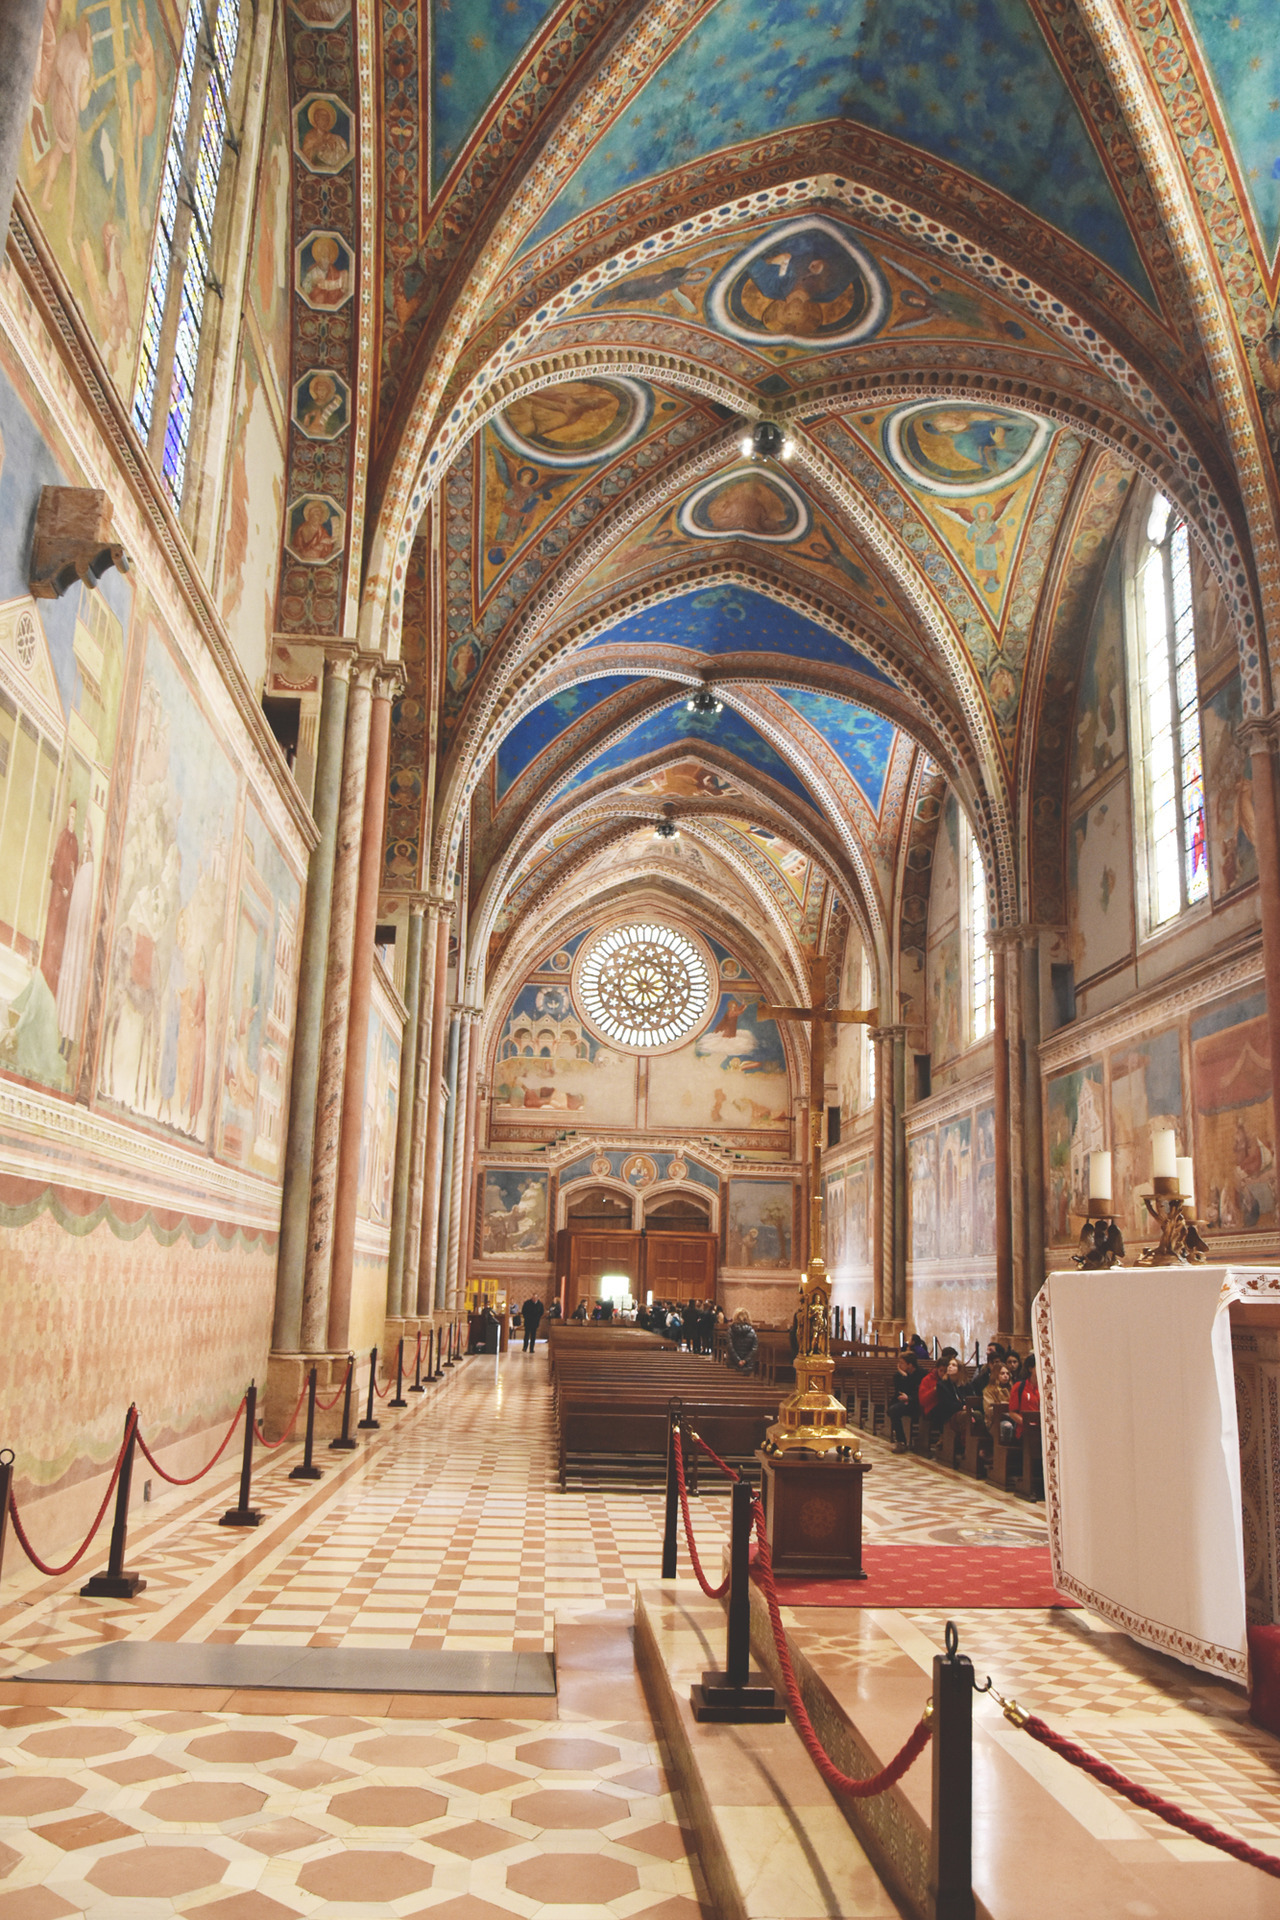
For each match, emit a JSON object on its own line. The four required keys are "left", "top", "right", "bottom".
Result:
{"left": 522, "top": 1294, "right": 544, "bottom": 1353}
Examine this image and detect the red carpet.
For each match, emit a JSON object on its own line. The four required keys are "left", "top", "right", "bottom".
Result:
{"left": 754, "top": 1543, "right": 1077, "bottom": 1609}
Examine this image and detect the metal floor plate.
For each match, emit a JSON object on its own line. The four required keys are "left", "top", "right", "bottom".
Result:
{"left": 19, "top": 1643, "right": 556, "bottom": 1695}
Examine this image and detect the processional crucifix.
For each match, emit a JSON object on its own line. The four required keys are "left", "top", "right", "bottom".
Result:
{"left": 756, "top": 952, "right": 876, "bottom": 1454}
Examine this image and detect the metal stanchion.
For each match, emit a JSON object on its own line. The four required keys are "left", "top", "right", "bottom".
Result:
{"left": 691, "top": 1473, "right": 783, "bottom": 1723}
{"left": 389, "top": 1337, "right": 408, "bottom": 1408}
{"left": 357, "top": 1346, "right": 381, "bottom": 1430}
{"left": 0, "top": 1450, "right": 10, "bottom": 1588}
{"left": 662, "top": 1398, "right": 681, "bottom": 1579}
{"left": 82, "top": 1408, "right": 147, "bottom": 1594}
{"left": 289, "top": 1367, "right": 323, "bottom": 1480}
{"left": 928, "top": 1623, "right": 976, "bottom": 1920}
{"left": 329, "top": 1354, "right": 357, "bottom": 1450}
{"left": 409, "top": 1331, "right": 426, "bottom": 1393}
{"left": 219, "top": 1383, "right": 264, "bottom": 1528}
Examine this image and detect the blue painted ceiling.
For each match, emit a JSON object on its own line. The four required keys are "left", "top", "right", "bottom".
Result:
{"left": 495, "top": 674, "right": 639, "bottom": 801}
{"left": 517, "top": 0, "right": 1152, "bottom": 299}
{"left": 557, "top": 698, "right": 819, "bottom": 809}
{"left": 1183, "top": 2, "right": 1280, "bottom": 254}
{"left": 580, "top": 585, "right": 894, "bottom": 680}
{"left": 432, "top": 0, "right": 560, "bottom": 190}
{"left": 774, "top": 687, "right": 898, "bottom": 813}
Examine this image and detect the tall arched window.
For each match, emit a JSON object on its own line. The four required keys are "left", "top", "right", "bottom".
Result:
{"left": 132, "top": 0, "right": 246, "bottom": 508}
{"left": 1130, "top": 493, "right": 1207, "bottom": 929}
{"left": 962, "top": 814, "right": 992, "bottom": 1043}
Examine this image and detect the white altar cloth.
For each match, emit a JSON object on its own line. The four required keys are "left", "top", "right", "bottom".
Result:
{"left": 1034, "top": 1265, "right": 1280, "bottom": 1680}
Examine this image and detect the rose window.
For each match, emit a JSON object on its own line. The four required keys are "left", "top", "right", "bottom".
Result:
{"left": 577, "top": 923, "right": 711, "bottom": 1050}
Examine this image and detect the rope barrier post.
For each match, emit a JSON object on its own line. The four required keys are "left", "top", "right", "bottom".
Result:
{"left": 445, "top": 1321, "right": 456, "bottom": 1366}
{"left": 289, "top": 1367, "right": 324, "bottom": 1481}
{"left": 81, "top": 1409, "right": 147, "bottom": 1596}
{"left": 662, "top": 1398, "right": 682, "bottom": 1579}
{"left": 329, "top": 1355, "right": 357, "bottom": 1450}
{"left": 928, "top": 1622, "right": 975, "bottom": 1920}
{"left": 409, "top": 1331, "right": 426, "bottom": 1394}
{"left": 0, "top": 1450, "right": 13, "bottom": 1590}
{"left": 692, "top": 1472, "right": 784, "bottom": 1724}
{"left": 389, "top": 1337, "right": 408, "bottom": 1409}
{"left": 358, "top": 1347, "right": 381, "bottom": 1430}
{"left": 220, "top": 1383, "right": 264, "bottom": 1528}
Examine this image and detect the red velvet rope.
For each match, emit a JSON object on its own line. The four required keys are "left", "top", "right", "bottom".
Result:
{"left": 690, "top": 1431, "right": 741, "bottom": 1483}
{"left": 372, "top": 1355, "right": 393, "bottom": 1400}
{"left": 135, "top": 1397, "right": 246, "bottom": 1486}
{"left": 671, "top": 1429, "right": 730, "bottom": 1599}
{"left": 751, "top": 1492, "right": 932, "bottom": 1797}
{"left": 315, "top": 1360, "right": 353, "bottom": 1412}
{"left": 7, "top": 1410, "right": 138, "bottom": 1577}
{"left": 253, "top": 1379, "right": 310, "bottom": 1450}
{"left": 1017, "top": 1714, "right": 1280, "bottom": 1879}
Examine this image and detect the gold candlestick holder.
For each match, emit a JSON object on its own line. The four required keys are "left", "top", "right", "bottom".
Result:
{"left": 1138, "top": 1177, "right": 1209, "bottom": 1266}
{"left": 1073, "top": 1197, "right": 1125, "bottom": 1270}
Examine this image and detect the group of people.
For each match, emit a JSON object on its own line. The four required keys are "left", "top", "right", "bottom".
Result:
{"left": 636, "top": 1299, "right": 723, "bottom": 1352}
{"left": 887, "top": 1337, "right": 1038, "bottom": 1454}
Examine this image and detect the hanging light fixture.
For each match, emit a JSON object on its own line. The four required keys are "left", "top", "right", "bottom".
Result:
{"left": 738, "top": 420, "right": 796, "bottom": 463}
{"left": 655, "top": 803, "right": 679, "bottom": 840}
{"left": 686, "top": 681, "right": 723, "bottom": 717}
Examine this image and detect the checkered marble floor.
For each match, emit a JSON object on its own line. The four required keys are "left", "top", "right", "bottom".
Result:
{"left": 1, "top": 1349, "right": 1277, "bottom": 1915}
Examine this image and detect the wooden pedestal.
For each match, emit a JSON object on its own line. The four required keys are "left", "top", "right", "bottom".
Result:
{"left": 756, "top": 1449, "right": 872, "bottom": 1579}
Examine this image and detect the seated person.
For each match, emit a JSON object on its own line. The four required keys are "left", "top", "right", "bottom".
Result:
{"left": 982, "top": 1361, "right": 1013, "bottom": 1433}
{"left": 1009, "top": 1354, "right": 1039, "bottom": 1438}
{"left": 887, "top": 1352, "right": 921, "bottom": 1451}
{"left": 929, "top": 1356, "right": 966, "bottom": 1453}
{"left": 727, "top": 1308, "right": 758, "bottom": 1372}
{"left": 967, "top": 1340, "right": 1007, "bottom": 1404}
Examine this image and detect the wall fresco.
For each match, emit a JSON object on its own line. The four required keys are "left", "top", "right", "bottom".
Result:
{"left": 215, "top": 800, "right": 299, "bottom": 1178}
{"left": 1109, "top": 1030, "right": 1184, "bottom": 1240}
{"left": 1067, "top": 781, "right": 1133, "bottom": 985}
{"left": 1192, "top": 993, "right": 1275, "bottom": 1235}
{"left": 648, "top": 993, "right": 791, "bottom": 1135}
{"left": 1202, "top": 672, "right": 1258, "bottom": 900}
{"left": 480, "top": 1167, "right": 549, "bottom": 1258}
{"left": 725, "top": 1178, "right": 794, "bottom": 1270}
{"left": 1046, "top": 1063, "right": 1105, "bottom": 1245}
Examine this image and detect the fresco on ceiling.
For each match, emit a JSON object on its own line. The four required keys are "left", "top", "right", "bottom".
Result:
{"left": 773, "top": 690, "right": 897, "bottom": 815}
{"left": 431, "top": 0, "right": 559, "bottom": 189}
{"left": 558, "top": 701, "right": 818, "bottom": 811}
{"left": 569, "top": 484, "right": 906, "bottom": 634}
{"left": 1183, "top": 5, "right": 1280, "bottom": 255}
{"left": 621, "top": 759, "right": 744, "bottom": 800}
{"left": 491, "top": 980, "right": 637, "bottom": 1130}
{"left": 1191, "top": 993, "right": 1276, "bottom": 1235}
{"left": 712, "top": 824, "right": 823, "bottom": 946}
{"left": 580, "top": 585, "right": 896, "bottom": 677}
{"left": 843, "top": 401, "right": 1053, "bottom": 624}
{"left": 725, "top": 1179, "right": 795, "bottom": 1269}
{"left": 494, "top": 675, "right": 639, "bottom": 804}
{"left": 678, "top": 469, "right": 812, "bottom": 543}
{"left": 478, "top": 385, "right": 678, "bottom": 600}
{"left": 520, "top": 0, "right": 1152, "bottom": 300}
{"left": 706, "top": 217, "right": 890, "bottom": 348}
{"left": 650, "top": 995, "right": 790, "bottom": 1136}
{"left": 574, "top": 210, "right": 1063, "bottom": 367}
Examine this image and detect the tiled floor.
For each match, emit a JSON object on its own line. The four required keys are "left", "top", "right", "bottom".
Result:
{"left": 0, "top": 1347, "right": 1277, "bottom": 1917}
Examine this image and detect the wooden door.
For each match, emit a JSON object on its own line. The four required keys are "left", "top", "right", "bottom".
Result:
{"left": 641, "top": 1231, "right": 717, "bottom": 1299}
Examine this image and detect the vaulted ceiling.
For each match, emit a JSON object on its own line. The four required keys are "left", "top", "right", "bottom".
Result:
{"left": 270, "top": 0, "right": 1280, "bottom": 1013}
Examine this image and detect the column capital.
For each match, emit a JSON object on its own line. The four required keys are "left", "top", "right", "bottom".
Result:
{"left": 374, "top": 662, "right": 405, "bottom": 701}
{"left": 870, "top": 1023, "right": 907, "bottom": 1043}
{"left": 426, "top": 893, "right": 456, "bottom": 916}
{"left": 378, "top": 889, "right": 430, "bottom": 917}
{"left": 321, "top": 642, "right": 358, "bottom": 683}
{"left": 1238, "top": 711, "right": 1280, "bottom": 755}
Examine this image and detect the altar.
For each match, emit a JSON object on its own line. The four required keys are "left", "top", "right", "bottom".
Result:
{"left": 1034, "top": 1264, "right": 1280, "bottom": 1682}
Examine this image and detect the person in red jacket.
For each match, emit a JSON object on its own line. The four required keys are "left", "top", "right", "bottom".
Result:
{"left": 1008, "top": 1353, "right": 1040, "bottom": 1438}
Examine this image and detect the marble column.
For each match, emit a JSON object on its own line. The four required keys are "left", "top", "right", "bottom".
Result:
{"left": 386, "top": 903, "right": 426, "bottom": 1318}
{"left": 1018, "top": 933, "right": 1045, "bottom": 1338}
{"left": 326, "top": 669, "right": 397, "bottom": 1353}
{"left": 1242, "top": 721, "right": 1280, "bottom": 1136}
{"left": 871, "top": 1028, "right": 900, "bottom": 1331}
{"left": 416, "top": 907, "right": 452, "bottom": 1313}
{"left": 433, "top": 1010, "right": 462, "bottom": 1311}
{"left": 273, "top": 650, "right": 352, "bottom": 1354}
{"left": 991, "top": 941, "right": 1015, "bottom": 1342}
{"left": 299, "top": 657, "right": 375, "bottom": 1353}
{"left": 891, "top": 1028, "right": 907, "bottom": 1323}
{"left": 444, "top": 1011, "right": 475, "bottom": 1309}
{"left": 0, "top": 1, "right": 45, "bottom": 239}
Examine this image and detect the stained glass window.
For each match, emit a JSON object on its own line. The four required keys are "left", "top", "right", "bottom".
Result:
{"left": 963, "top": 815, "right": 992, "bottom": 1042}
{"left": 1135, "top": 494, "right": 1207, "bottom": 927}
{"left": 132, "top": 0, "right": 243, "bottom": 506}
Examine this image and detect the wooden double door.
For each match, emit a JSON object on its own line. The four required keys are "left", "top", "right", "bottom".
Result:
{"left": 556, "top": 1228, "right": 717, "bottom": 1306}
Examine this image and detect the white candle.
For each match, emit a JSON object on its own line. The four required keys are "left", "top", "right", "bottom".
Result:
{"left": 1088, "top": 1151, "right": 1112, "bottom": 1203}
{"left": 1151, "top": 1129, "right": 1178, "bottom": 1180}
{"left": 1176, "top": 1158, "right": 1195, "bottom": 1209}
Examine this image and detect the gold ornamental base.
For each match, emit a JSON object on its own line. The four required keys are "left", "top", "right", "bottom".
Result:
{"left": 762, "top": 1354, "right": 862, "bottom": 1458}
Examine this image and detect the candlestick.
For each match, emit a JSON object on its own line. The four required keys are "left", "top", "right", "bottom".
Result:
{"left": 1088, "top": 1150, "right": 1112, "bottom": 1204}
{"left": 1151, "top": 1129, "right": 1177, "bottom": 1181}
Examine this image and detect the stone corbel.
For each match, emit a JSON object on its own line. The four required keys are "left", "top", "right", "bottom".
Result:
{"left": 28, "top": 487, "right": 130, "bottom": 599}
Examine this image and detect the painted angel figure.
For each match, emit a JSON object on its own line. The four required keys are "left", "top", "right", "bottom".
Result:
{"left": 937, "top": 492, "right": 1017, "bottom": 594}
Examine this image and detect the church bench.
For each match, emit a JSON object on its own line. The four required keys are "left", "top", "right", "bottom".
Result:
{"left": 556, "top": 1390, "right": 779, "bottom": 1487}
{"left": 987, "top": 1402, "right": 1022, "bottom": 1490}
{"left": 1015, "top": 1411, "right": 1044, "bottom": 1500}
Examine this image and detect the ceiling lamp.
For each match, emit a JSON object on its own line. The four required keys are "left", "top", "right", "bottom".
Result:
{"left": 738, "top": 420, "right": 796, "bottom": 462}
{"left": 686, "top": 683, "right": 723, "bottom": 717}
{"left": 655, "top": 803, "right": 679, "bottom": 840}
